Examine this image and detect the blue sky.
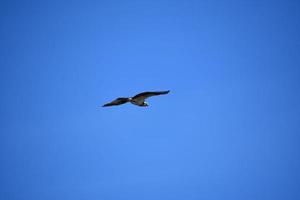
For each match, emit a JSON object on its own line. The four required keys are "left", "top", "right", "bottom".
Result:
{"left": 1, "top": 0, "right": 300, "bottom": 199}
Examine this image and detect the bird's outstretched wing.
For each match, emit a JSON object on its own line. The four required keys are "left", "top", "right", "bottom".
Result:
{"left": 132, "top": 90, "right": 170, "bottom": 101}
{"left": 102, "top": 97, "right": 129, "bottom": 107}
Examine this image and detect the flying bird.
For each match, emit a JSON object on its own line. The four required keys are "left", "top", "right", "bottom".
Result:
{"left": 102, "top": 90, "right": 170, "bottom": 107}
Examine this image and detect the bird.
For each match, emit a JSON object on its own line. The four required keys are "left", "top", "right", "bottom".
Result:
{"left": 102, "top": 90, "right": 170, "bottom": 107}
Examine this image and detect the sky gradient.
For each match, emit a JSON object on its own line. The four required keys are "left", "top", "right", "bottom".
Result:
{"left": 1, "top": 0, "right": 300, "bottom": 199}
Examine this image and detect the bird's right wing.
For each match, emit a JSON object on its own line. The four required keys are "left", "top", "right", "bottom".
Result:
{"left": 132, "top": 90, "right": 170, "bottom": 101}
{"left": 102, "top": 97, "right": 129, "bottom": 107}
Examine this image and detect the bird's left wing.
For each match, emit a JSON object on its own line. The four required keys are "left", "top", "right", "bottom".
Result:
{"left": 102, "top": 97, "right": 129, "bottom": 107}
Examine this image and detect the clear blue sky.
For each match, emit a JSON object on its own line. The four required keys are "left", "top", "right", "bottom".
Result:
{"left": 1, "top": 0, "right": 300, "bottom": 199}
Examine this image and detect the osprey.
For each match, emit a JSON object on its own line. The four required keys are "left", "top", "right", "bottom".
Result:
{"left": 102, "top": 90, "right": 170, "bottom": 107}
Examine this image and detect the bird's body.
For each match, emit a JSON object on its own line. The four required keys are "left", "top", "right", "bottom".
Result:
{"left": 102, "top": 90, "right": 170, "bottom": 107}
